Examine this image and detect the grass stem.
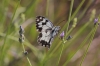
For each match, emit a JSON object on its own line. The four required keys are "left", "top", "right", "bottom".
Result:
{"left": 0, "top": 0, "right": 21, "bottom": 65}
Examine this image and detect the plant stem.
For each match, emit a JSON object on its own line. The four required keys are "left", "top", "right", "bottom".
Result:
{"left": 21, "top": 43, "right": 32, "bottom": 66}
{"left": 46, "top": 0, "right": 49, "bottom": 16}
{"left": 63, "top": 25, "right": 96, "bottom": 66}
{"left": 80, "top": 24, "right": 98, "bottom": 66}
{"left": 57, "top": 42, "right": 65, "bottom": 66}
{"left": 65, "top": 0, "right": 74, "bottom": 36}
{"left": 0, "top": 0, "right": 21, "bottom": 65}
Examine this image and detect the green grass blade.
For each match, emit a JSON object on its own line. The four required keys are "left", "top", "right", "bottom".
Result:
{"left": 80, "top": 22, "right": 99, "bottom": 66}
{"left": 65, "top": 0, "right": 74, "bottom": 35}
{"left": 0, "top": 0, "right": 21, "bottom": 65}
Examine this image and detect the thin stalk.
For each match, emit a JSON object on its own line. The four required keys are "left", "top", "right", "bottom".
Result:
{"left": 0, "top": 0, "right": 21, "bottom": 65}
{"left": 65, "top": 0, "right": 74, "bottom": 36}
{"left": 46, "top": 0, "right": 49, "bottom": 17}
{"left": 41, "top": 41, "right": 62, "bottom": 65}
{"left": 70, "top": 0, "right": 85, "bottom": 20}
{"left": 0, "top": 32, "right": 38, "bottom": 56}
{"left": 56, "top": 42, "right": 65, "bottom": 66}
{"left": 0, "top": 0, "right": 6, "bottom": 22}
{"left": 78, "top": 1, "right": 92, "bottom": 21}
{"left": 21, "top": 43, "right": 32, "bottom": 66}
{"left": 56, "top": 1, "right": 74, "bottom": 65}
{"left": 63, "top": 9, "right": 96, "bottom": 66}
{"left": 63, "top": 26, "right": 95, "bottom": 66}
{"left": 61, "top": 0, "right": 85, "bottom": 32}
{"left": 63, "top": 8, "right": 96, "bottom": 52}
{"left": 80, "top": 24, "right": 98, "bottom": 66}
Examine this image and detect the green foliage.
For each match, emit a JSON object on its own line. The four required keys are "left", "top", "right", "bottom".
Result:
{"left": 0, "top": 0, "right": 100, "bottom": 66}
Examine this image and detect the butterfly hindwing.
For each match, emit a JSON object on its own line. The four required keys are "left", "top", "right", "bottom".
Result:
{"left": 37, "top": 31, "right": 53, "bottom": 48}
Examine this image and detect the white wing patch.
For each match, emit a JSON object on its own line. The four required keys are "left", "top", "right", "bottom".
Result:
{"left": 36, "top": 16, "right": 60, "bottom": 48}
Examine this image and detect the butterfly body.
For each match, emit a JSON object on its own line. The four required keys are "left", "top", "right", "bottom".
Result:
{"left": 36, "top": 16, "right": 60, "bottom": 48}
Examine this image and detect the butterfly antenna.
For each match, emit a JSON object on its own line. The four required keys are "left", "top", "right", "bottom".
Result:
{"left": 56, "top": 19, "right": 66, "bottom": 26}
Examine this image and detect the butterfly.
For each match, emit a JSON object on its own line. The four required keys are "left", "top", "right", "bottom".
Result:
{"left": 36, "top": 16, "right": 60, "bottom": 48}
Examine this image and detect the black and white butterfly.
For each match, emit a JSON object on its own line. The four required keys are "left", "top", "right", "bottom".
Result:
{"left": 36, "top": 16, "right": 60, "bottom": 48}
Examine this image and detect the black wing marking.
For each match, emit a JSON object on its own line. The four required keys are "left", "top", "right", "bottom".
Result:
{"left": 37, "top": 31, "right": 53, "bottom": 48}
{"left": 36, "top": 16, "right": 53, "bottom": 32}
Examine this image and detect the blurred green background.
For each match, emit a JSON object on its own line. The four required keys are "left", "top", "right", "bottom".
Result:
{"left": 0, "top": 0, "right": 100, "bottom": 66}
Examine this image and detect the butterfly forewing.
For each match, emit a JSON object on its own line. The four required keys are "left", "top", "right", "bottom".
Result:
{"left": 36, "top": 16, "right": 60, "bottom": 48}
{"left": 36, "top": 16, "right": 53, "bottom": 32}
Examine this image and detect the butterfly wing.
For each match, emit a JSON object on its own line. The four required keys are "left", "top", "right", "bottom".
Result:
{"left": 36, "top": 16, "right": 60, "bottom": 48}
{"left": 36, "top": 16, "right": 53, "bottom": 32}
{"left": 37, "top": 31, "right": 53, "bottom": 48}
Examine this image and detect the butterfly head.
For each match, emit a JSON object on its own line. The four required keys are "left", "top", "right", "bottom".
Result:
{"left": 52, "top": 26, "right": 60, "bottom": 36}
{"left": 54, "top": 26, "right": 60, "bottom": 32}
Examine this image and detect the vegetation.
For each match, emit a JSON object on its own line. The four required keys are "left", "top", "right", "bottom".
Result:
{"left": 0, "top": 0, "right": 100, "bottom": 66}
